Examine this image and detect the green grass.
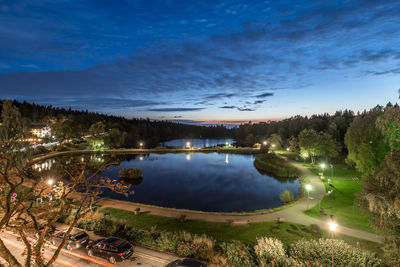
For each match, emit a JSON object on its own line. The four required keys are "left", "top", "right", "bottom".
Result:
{"left": 274, "top": 150, "right": 298, "bottom": 160}
{"left": 100, "top": 207, "right": 319, "bottom": 247}
{"left": 304, "top": 179, "right": 375, "bottom": 233}
{"left": 300, "top": 161, "right": 361, "bottom": 178}
{"left": 99, "top": 207, "right": 382, "bottom": 254}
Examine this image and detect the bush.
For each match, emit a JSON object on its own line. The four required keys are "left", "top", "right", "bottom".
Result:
{"left": 289, "top": 238, "right": 382, "bottom": 266}
{"left": 221, "top": 240, "right": 254, "bottom": 267}
{"left": 76, "top": 220, "right": 95, "bottom": 231}
{"left": 155, "top": 231, "right": 178, "bottom": 252}
{"left": 93, "top": 217, "right": 118, "bottom": 236}
{"left": 119, "top": 168, "right": 143, "bottom": 179}
{"left": 280, "top": 190, "right": 294, "bottom": 204}
{"left": 254, "top": 237, "right": 288, "bottom": 267}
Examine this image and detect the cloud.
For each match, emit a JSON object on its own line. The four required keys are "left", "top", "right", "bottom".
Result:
{"left": 147, "top": 108, "right": 205, "bottom": 112}
{"left": 255, "top": 92, "right": 274, "bottom": 98}
{"left": 253, "top": 100, "right": 265, "bottom": 104}
{"left": 219, "top": 105, "right": 255, "bottom": 111}
{"left": 1, "top": 0, "right": 400, "bottom": 117}
{"left": 219, "top": 106, "right": 236, "bottom": 109}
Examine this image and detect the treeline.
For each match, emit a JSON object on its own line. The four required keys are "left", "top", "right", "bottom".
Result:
{"left": 233, "top": 109, "right": 356, "bottom": 148}
{"left": 0, "top": 100, "right": 231, "bottom": 147}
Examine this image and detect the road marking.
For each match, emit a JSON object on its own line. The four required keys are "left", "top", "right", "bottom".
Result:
{"left": 135, "top": 251, "right": 170, "bottom": 264}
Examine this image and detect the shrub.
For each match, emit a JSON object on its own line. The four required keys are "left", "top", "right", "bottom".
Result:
{"left": 254, "top": 237, "right": 288, "bottom": 267}
{"left": 289, "top": 238, "right": 382, "bottom": 266}
{"left": 76, "top": 219, "right": 96, "bottom": 231}
{"left": 221, "top": 240, "right": 254, "bottom": 267}
{"left": 192, "top": 234, "right": 215, "bottom": 261}
{"left": 119, "top": 168, "right": 143, "bottom": 179}
{"left": 280, "top": 190, "right": 294, "bottom": 204}
{"left": 155, "top": 231, "right": 178, "bottom": 252}
{"left": 93, "top": 217, "right": 118, "bottom": 236}
{"left": 138, "top": 232, "right": 156, "bottom": 247}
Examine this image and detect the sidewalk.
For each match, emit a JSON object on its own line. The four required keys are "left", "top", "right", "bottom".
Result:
{"left": 99, "top": 157, "right": 383, "bottom": 243}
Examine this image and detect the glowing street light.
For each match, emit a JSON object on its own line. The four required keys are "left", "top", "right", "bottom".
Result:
{"left": 305, "top": 184, "right": 312, "bottom": 210}
{"left": 186, "top": 142, "right": 191, "bottom": 149}
{"left": 139, "top": 142, "right": 143, "bottom": 149}
{"left": 321, "top": 163, "right": 326, "bottom": 177}
{"left": 263, "top": 141, "right": 267, "bottom": 145}
{"left": 286, "top": 147, "right": 290, "bottom": 151}
{"left": 271, "top": 144, "right": 276, "bottom": 148}
{"left": 328, "top": 219, "right": 338, "bottom": 267}
{"left": 47, "top": 179, "right": 54, "bottom": 186}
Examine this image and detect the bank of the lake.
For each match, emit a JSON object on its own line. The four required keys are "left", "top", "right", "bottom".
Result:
{"left": 37, "top": 151, "right": 300, "bottom": 212}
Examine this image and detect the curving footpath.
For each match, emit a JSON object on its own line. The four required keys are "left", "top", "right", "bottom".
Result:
{"left": 99, "top": 156, "right": 383, "bottom": 243}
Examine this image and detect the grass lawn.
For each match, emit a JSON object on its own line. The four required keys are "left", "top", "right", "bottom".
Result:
{"left": 307, "top": 162, "right": 361, "bottom": 178}
{"left": 100, "top": 207, "right": 319, "bottom": 247}
{"left": 99, "top": 207, "right": 382, "bottom": 255}
{"left": 304, "top": 178, "right": 376, "bottom": 233}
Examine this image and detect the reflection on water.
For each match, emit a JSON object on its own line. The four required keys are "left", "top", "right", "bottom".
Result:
{"left": 159, "top": 138, "right": 234, "bottom": 148}
{"left": 36, "top": 152, "right": 299, "bottom": 212}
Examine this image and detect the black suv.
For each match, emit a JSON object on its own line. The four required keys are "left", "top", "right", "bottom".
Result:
{"left": 86, "top": 237, "right": 133, "bottom": 263}
{"left": 51, "top": 228, "right": 89, "bottom": 251}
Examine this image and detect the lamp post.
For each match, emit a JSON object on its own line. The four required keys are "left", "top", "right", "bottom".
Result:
{"left": 305, "top": 184, "right": 312, "bottom": 210}
{"left": 139, "top": 142, "right": 143, "bottom": 149}
{"left": 186, "top": 142, "right": 191, "bottom": 149}
{"left": 321, "top": 163, "right": 326, "bottom": 177}
{"left": 328, "top": 220, "right": 338, "bottom": 267}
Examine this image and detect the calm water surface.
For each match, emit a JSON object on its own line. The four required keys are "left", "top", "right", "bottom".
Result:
{"left": 37, "top": 152, "right": 299, "bottom": 212}
{"left": 100, "top": 153, "right": 299, "bottom": 212}
{"left": 159, "top": 138, "right": 234, "bottom": 148}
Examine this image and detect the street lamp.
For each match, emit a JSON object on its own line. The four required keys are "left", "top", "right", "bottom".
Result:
{"left": 139, "top": 142, "right": 143, "bottom": 149}
{"left": 47, "top": 179, "right": 54, "bottom": 186}
{"left": 186, "top": 142, "right": 191, "bottom": 149}
{"left": 305, "top": 184, "right": 312, "bottom": 210}
{"left": 263, "top": 141, "right": 267, "bottom": 145}
{"left": 328, "top": 220, "right": 338, "bottom": 267}
{"left": 271, "top": 144, "right": 276, "bottom": 148}
{"left": 286, "top": 147, "right": 290, "bottom": 151}
{"left": 321, "top": 163, "right": 326, "bottom": 177}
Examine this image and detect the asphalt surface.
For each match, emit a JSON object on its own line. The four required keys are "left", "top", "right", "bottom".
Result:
{"left": 0, "top": 229, "right": 178, "bottom": 267}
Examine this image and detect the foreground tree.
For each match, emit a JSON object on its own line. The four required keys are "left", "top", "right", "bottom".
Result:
{"left": 361, "top": 151, "right": 400, "bottom": 265}
{"left": 344, "top": 107, "right": 385, "bottom": 176}
{"left": 0, "top": 100, "right": 132, "bottom": 266}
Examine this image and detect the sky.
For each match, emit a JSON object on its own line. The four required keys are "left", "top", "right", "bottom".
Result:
{"left": 0, "top": 0, "right": 400, "bottom": 125}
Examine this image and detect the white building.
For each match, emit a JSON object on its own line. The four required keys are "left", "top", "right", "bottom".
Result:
{"left": 30, "top": 124, "right": 51, "bottom": 138}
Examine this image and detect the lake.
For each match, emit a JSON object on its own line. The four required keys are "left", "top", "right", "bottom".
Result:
{"left": 37, "top": 152, "right": 300, "bottom": 212}
{"left": 159, "top": 138, "right": 234, "bottom": 148}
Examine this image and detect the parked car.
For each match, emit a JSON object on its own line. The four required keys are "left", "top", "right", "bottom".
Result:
{"left": 166, "top": 258, "right": 207, "bottom": 267}
{"left": 86, "top": 237, "right": 134, "bottom": 263}
{"left": 50, "top": 228, "right": 89, "bottom": 251}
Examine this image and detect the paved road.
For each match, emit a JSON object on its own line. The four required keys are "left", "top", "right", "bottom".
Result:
{"left": 100, "top": 156, "right": 383, "bottom": 243}
{"left": 0, "top": 229, "right": 178, "bottom": 267}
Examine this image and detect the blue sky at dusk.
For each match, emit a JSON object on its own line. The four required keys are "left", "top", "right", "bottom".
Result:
{"left": 0, "top": 0, "right": 399, "bottom": 125}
